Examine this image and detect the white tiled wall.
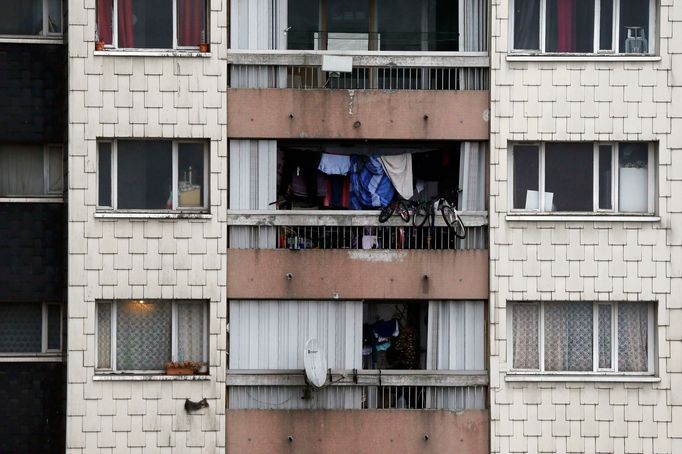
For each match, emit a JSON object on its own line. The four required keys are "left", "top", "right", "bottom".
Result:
{"left": 66, "top": 0, "right": 228, "bottom": 452}
{"left": 490, "top": 1, "right": 681, "bottom": 453}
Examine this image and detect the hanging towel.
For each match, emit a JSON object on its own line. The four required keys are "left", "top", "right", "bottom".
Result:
{"left": 318, "top": 153, "right": 351, "bottom": 176}
{"left": 380, "top": 153, "right": 414, "bottom": 199}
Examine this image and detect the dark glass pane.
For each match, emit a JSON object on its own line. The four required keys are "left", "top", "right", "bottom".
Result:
{"left": 545, "top": 0, "right": 595, "bottom": 52}
{"left": 178, "top": 143, "right": 205, "bottom": 208}
{"left": 327, "top": 0, "right": 369, "bottom": 50}
{"left": 376, "top": 0, "right": 457, "bottom": 51}
{"left": 0, "top": 145, "right": 45, "bottom": 196}
{"left": 48, "top": 0, "right": 62, "bottom": 33}
{"left": 513, "top": 145, "right": 539, "bottom": 209}
{"left": 618, "top": 143, "right": 649, "bottom": 212}
{"left": 47, "top": 305, "right": 61, "bottom": 350}
{"left": 599, "top": 0, "right": 613, "bottom": 50}
{"left": 0, "top": 0, "right": 43, "bottom": 35}
{"left": 0, "top": 304, "right": 42, "bottom": 353}
{"left": 287, "top": 0, "right": 320, "bottom": 50}
{"left": 514, "top": 0, "right": 540, "bottom": 50}
{"left": 119, "top": 0, "right": 173, "bottom": 48}
{"left": 117, "top": 140, "right": 172, "bottom": 210}
{"left": 116, "top": 300, "right": 171, "bottom": 370}
{"left": 599, "top": 145, "right": 612, "bottom": 210}
{"left": 619, "top": 0, "right": 649, "bottom": 53}
{"left": 98, "top": 142, "right": 112, "bottom": 207}
{"left": 545, "top": 143, "right": 593, "bottom": 211}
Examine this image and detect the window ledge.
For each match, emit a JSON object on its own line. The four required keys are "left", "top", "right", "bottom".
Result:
{"left": 506, "top": 54, "right": 661, "bottom": 62}
{"left": 505, "top": 373, "right": 660, "bottom": 383}
{"left": 0, "top": 354, "right": 63, "bottom": 363}
{"left": 0, "top": 197, "right": 63, "bottom": 203}
{"left": 94, "top": 49, "right": 211, "bottom": 58}
{"left": 94, "top": 212, "right": 212, "bottom": 220}
{"left": 505, "top": 214, "right": 660, "bottom": 223}
{"left": 93, "top": 373, "right": 211, "bottom": 382}
{"left": 0, "top": 36, "right": 63, "bottom": 44}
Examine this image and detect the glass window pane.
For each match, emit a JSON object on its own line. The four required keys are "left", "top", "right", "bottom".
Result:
{"left": 513, "top": 0, "right": 540, "bottom": 50}
{"left": 376, "top": 0, "right": 457, "bottom": 52}
{"left": 0, "top": 304, "right": 42, "bottom": 353}
{"left": 599, "top": 145, "right": 613, "bottom": 210}
{"left": 177, "top": 0, "right": 205, "bottom": 46}
{"left": 620, "top": 0, "right": 649, "bottom": 54}
{"left": 598, "top": 304, "right": 612, "bottom": 369}
{"left": 599, "top": 0, "right": 614, "bottom": 50}
{"left": 97, "top": 0, "right": 113, "bottom": 44}
{"left": 544, "top": 302, "right": 593, "bottom": 371}
{"left": 0, "top": 0, "right": 43, "bottom": 35}
{"left": 97, "top": 303, "right": 112, "bottom": 369}
{"left": 47, "top": 304, "right": 61, "bottom": 350}
{"left": 48, "top": 0, "right": 62, "bottom": 33}
{"left": 512, "top": 304, "right": 539, "bottom": 369}
{"left": 178, "top": 143, "right": 205, "bottom": 208}
{"left": 0, "top": 145, "right": 45, "bottom": 196}
{"left": 116, "top": 300, "right": 171, "bottom": 370}
{"left": 119, "top": 0, "right": 173, "bottom": 48}
{"left": 545, "top": 143, "right": 594, "bottom": 211}
{"left": 117, "top": 140, "right": 172, "bottom": 210}
{"left": 618, "top": 143, "right": 649, "bottom": 212}
{"left": 177, "top": 302, "right": 205, "bottom": 362}
{"left": 513, "top": 145, "right": 539, "bottom": 209}
{"left": 287, "top": 0, "right": 320, "bottom": 50}
{"left": 48, "top": 146, "right": 63, "bottom": 194}
{"left": 545, "top": 0, "right": 595, "bottom": 53}
{"left": 618, "top": 302, "right": 649, "bottom": 372}
{"left": 98, "top": 143, "right": 112, "bottom": 207}
{"left": 327, "top": 0, "right": 370, "bottom": 50}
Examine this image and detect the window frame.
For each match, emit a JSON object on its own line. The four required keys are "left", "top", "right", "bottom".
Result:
{"left": 0, "top": 302, "right": 62, "bottom": 357}
{"left": 0, "top": 0, "right": 62, "bottom": 39}
{"left": 97, "top": 139, "right": 210, "bottom": 212}
{"left": 0, "top": 144, "right": 63, "bottom": 200}
{"left": 509, "top": 0, "right": 657, "bottom": 55}
{"left": 95, "top": 300, "right": 209, "bottom": 373}
{"left": 508, "top": 301, "right": 656, "bottom": 375}
{"left": 508, "top": 142, "right": 656, "bottom": 215}
{"left": 103, "top": 0, "right": 208, "bottom": 51}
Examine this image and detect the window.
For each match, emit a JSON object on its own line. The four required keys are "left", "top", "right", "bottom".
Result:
{"left": 510, "top": 142, "right": 655, "bottom": 214}
{"left": 0, "top": 303, "right": 62, "bottom": 354}
{"left": 96, "top": 300, "right": 208, "bottom": 372}
{"left": 0, "top": 0, "right": 62, "bottom": 36}
{"left": 511, "top": 0, "right": 655, "bottom": 54}
{"left": 96, "top": 0, "right": 207, "bottom": 49}
{"left": 510, "top": 301, "right": 655, "bottom": 374}
{"left": 0, "top": 145, "right": 63, "bottom": 197}
{"left": 97, "top": 140, "right": 208, "bottom": 211}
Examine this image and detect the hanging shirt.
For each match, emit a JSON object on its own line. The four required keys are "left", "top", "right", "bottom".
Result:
{"left": 318, "top": 153, "right": 351, "bottom": 176}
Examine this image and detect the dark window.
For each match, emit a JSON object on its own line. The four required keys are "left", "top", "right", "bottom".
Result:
{"left": 178, "top": 143, "right": 205, "bottom": 208}
{"left": 545, "top": 0, "right": 595, "bottom": 53}
{"left": 512, "top": 145, "right": 539, "bottom": 209}
{"left": 545, "top": 143, "right": 594, "bottom": 212}
{"left": 599, "top": 0, "right": 614, "bottom": 50}
{"left": 0, "top": 304, "right": 42, "bottom": 353}
{"left": 598, "top": 145, "right": 613, "bottom": 210}
{"left": 287, "top": 0, "right": 320, "bottom": 50}
{"left": 513, "top": 0, "right": 540, "bottom": 50}
{"left": 0, "top": 145, "right": 63, "bottom": 197}
{"left": 619, "top": 0, "right": 650, "bottom": 53}
{"left": 0, "top": 0, "right": 61, "bottom": 35}
{"left": 98, "top": 142, "right": 112, "bottom": 207}
{"left": 117, "top": 140, "right": 172, "bottom": 210}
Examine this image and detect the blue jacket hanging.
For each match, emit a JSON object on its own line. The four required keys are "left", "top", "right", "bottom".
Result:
{"left": 350, "top": 155, "right": 395, "bottom": 209}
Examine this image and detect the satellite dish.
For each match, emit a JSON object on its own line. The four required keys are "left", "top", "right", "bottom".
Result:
{"left": 304, "top": 338, "right": 328, "bottom": 388}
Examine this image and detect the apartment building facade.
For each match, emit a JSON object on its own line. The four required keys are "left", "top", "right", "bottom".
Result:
{"left": 489, "top": 1, "right": 682, "bottom": 453}
{"left": 0, "top": 1, "right": 67, "bottom": 452}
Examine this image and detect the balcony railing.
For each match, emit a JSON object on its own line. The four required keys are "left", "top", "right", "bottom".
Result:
{"left": 227, "top": 210, "right": 488, "bottom": 250}
{"left": 226, "top": 369, "right": 488, "bottom": 411}
{"left": 228, "top": 51, "right": 490, "bottom": 91}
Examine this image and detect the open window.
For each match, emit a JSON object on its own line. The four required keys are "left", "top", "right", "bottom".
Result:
{"left": 0, "top": 0, "right": 62, "bottom": 37}
{"left": 0, "top": 303, "right": 62, "bottom": 355}
{"left": 96, "top": 0, "right": 207, "bottom": 49}
{"left": 0, "top": 145, "right": 63, "bottom": 198}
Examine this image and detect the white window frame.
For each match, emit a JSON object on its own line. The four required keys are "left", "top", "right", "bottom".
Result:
{"left": 0, "top": 144, "right": 63, "bottom": 200}
{"left": 97, "top": 139, "right": 209, "bottom": 212}
{"left": 0, "top": 302, "right": 62, "bottom": 357}
{"left": 509, "top": 0, "right": 656, "bottom": 54}
{"left": 95, "top": 300, "right": 209, "bottom": 373}
{"left": 508, "top": 301, "right": 656, "bottom": 375}
{"left": 106, "top": 0, "right": 206, "bottom": 50}
{"left": 508, "top": 142, "right": 656, "bottom": 214}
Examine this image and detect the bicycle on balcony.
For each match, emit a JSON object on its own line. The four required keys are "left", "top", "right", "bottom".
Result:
{"left": 379, "top": 196, "right": 466, "bottom": 239}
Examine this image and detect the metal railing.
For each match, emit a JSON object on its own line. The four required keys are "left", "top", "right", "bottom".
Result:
{"left": 227, "top": 210, "right": 488, "bottom": 250}
{"left": 226, "top": 369, "right": 488, "bottom": 411}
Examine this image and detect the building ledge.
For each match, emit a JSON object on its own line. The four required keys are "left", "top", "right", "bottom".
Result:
{"left": 0, "top": 36, "right": 63, "bottom": 45}
{"left": 94, "top": 50, "right": 210, "bottom": 58}
{"left": 505, "top": 215, "right": 660, "bottom": 223}
{"left": 506, "top": 54, "right": 661, "bottom": 62}
{"left": 0, "top": 197, "right": 63, "bottom": 203}
{"left": 94, "top": 211, "right": 212, "bottom": 220}
{"left": 505, "top": 373, "right": 660, "bottom": 383}
{"left": 93, "top": 373, "right": 211, "bottom": 382}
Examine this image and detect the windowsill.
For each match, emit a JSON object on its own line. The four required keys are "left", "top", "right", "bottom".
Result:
{"left": 506, "top": 53, "right": 661, "bottom": 62}
{"left": 94, "top": 49, "right": 211, "bottom": 58}
{"left": 0, "top": 353, "right": 63, "bottom": 362}
{"left": 0, "top": 35, "right": 63, "bottom": 44}
{"left": 0, "top": 197, "right": 63, "bottom": 203}
{"left": 93, "top": 373, "right": 211, "bottom": 381}
{"left": 505, "top": 372, "right": 660, "bottom": 383}
{"left": 94, "top": 211, "right": 212, "bottom": 220}
{"left": 505, "top": 214, "right": 660, "bottom": 223}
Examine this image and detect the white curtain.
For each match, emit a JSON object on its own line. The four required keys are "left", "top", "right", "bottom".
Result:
{"left": 177, "top": 301, "right": 205, "bottom": 362}
{"left": 0, "top": 145, "right": 44, "bottom": 196}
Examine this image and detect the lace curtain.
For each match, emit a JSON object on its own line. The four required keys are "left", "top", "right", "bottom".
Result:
{"left": 618, "top": 302, "right": 648, "bottom": 372}
{"left": 117, "top": 300, "right": 172, "bottom": 370}
{"left": 544, "top": 302, "right": 593, "bottom": 371}
{"left": 177, "top": 302, "right": 205, "bottom": 362}
{"left": 512, "top": 303, "right": 539, "bottom": 369}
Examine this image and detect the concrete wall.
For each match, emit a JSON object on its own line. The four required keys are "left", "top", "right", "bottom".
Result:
{"left": 489, "top": 1, "right": 682, "bottom": 453}
{"left": 65, "top": 0, "right": 228, "bottom": 452}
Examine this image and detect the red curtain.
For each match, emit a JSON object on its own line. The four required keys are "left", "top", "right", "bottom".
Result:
{"left": 178, "top": 0, "right": 204, "bottom": 46}
{"left": 117, "top": 0, "right": 134, "bottom": 48}
{"left": 556, "top": 0, "right": 576, "bottom": 52}
{"left": 97, "top": 0, "right": 113, "bottom": 44}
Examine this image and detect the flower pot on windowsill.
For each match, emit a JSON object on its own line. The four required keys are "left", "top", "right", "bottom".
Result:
{"left": 95, "top": 41, "right": 106, "bottom": 51}
{"left": 199, "top": 43, "right": 209, "bottom": 53}
{"left": 164, "top": 361, "right": 205, "bottom": 376}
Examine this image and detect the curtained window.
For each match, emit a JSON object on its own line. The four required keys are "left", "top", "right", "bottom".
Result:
{"left": 0, "top": 145, "right": 63, "bottom": 197}
{"left": 0, "top": 303, "right": 62, "bottom": 354}
{"left": 0, "top": 0, "right": 61, "bottom": 36}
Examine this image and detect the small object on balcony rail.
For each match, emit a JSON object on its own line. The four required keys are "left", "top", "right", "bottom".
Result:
{"left": 184, "top": 398, "right": 209, "bottom": 413}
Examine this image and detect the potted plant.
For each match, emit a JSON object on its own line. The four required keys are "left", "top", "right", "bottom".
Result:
{"left": 95, "top": 29, "right": 105, "bottom": 51}
{"left": 164, "top": 361, "right": 206, "bottom": 375}
{"left": 199, "top": 30, "right": 209, "bottom": 53}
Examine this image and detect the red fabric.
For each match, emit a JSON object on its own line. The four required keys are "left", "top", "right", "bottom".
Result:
{"left": 117, "top": 0, "right": 134, "bottom": 48}
{"left": 178, "top": 0, "right": 204, "bottom": 46}
{"left": 97, "top": 0, "right": 113, "bottom": 44}
{"left": 557, "top": 0, "right": 575, "bottom": 52}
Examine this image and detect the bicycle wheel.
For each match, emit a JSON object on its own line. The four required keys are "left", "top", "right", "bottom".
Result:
{"left": 378, "top": 203, "right": 396, "bottom": 223}
{"left": 397, "top": 201, "right": 411, "bottom": 223}
{"left": 413, "top": 202, "right": 430, "bottom": 227}
{"left": 442, "top": 206, "right": 466, "bottom": 239}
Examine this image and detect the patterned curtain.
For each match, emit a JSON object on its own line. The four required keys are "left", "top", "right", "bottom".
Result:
{"left": 512, "top": 303, "right": 539, "bottom": 369}
{"left": 618, "top": 302, "right": 648, "bottom": 372}
{"left": 0, "top": 304, "right": 42, "bottom": 353}
{"left": 177, "top": 302, "right": 205, "bottom": 362}
{"left": 598, "top": 304, "right": 612, "bottom": 369}
{"left": 178, "top": 0, "right": 205, "bottom": 46}
{"left": 97, "top": 303, "right": 112, "bottom": 369}
{"left": 117, "top": 300, "right": 171, "bottom": 370}
{"left": 544, "top": 302, "right": 593, "bottom": 371}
